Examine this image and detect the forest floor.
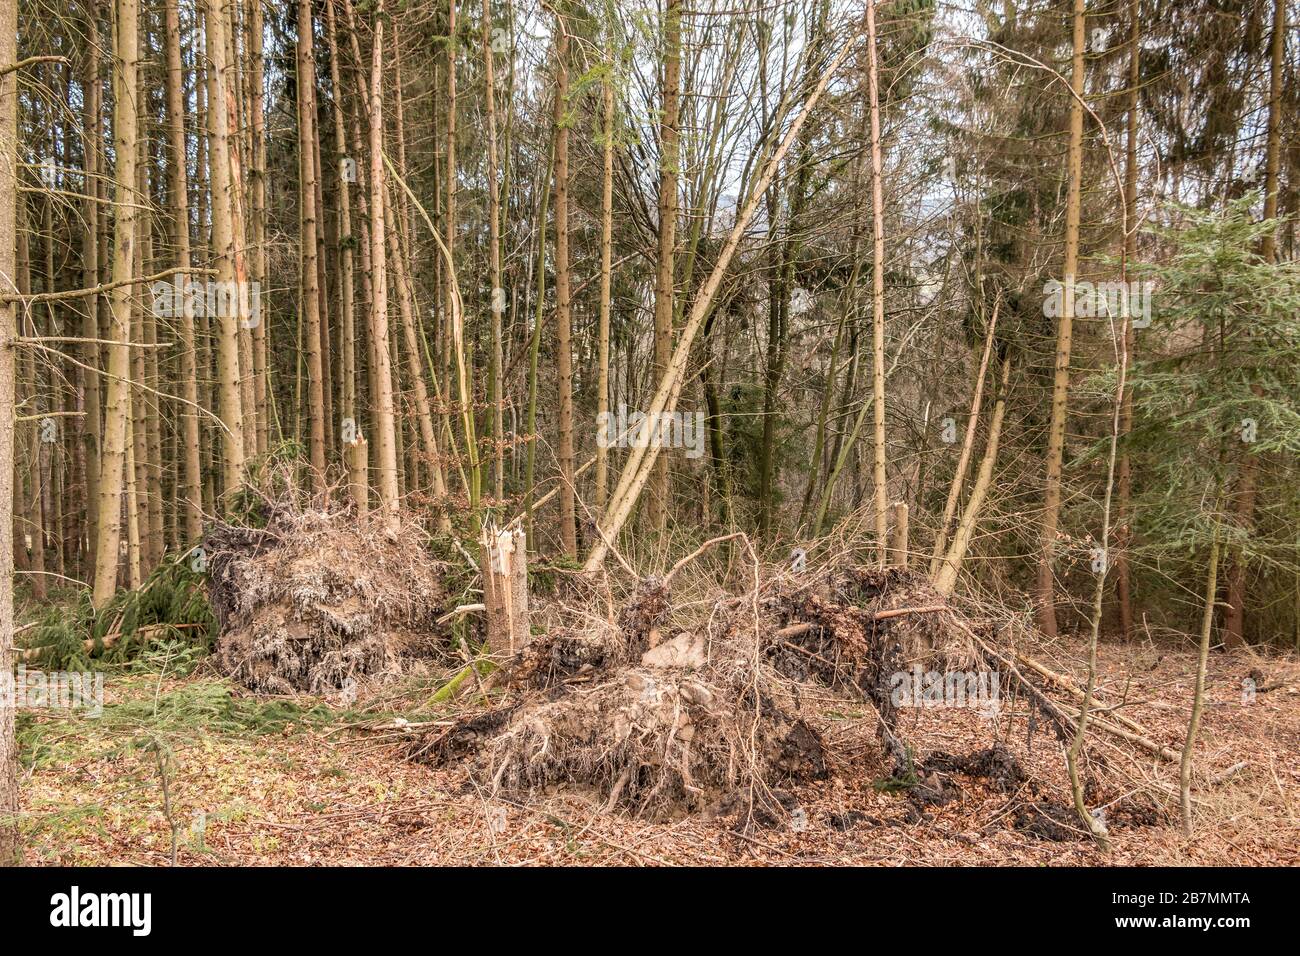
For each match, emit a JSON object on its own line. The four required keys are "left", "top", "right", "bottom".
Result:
{"left": 15, "top": 629, "right": 1299, "bottom": 866}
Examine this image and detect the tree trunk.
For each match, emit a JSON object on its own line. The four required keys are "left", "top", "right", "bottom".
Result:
{"left": 552, "top": 12, "right": 576, "bottom": 556}
{"left": 298, "top": 0, "right": 327, "bottom": 487}
{"left": 934, "top": 357, "right": 1012, "bottom": 596}
{"left": 0, "top": 0, "right": 22, "bottom": 865}
{"left": 164, "top": 0, "right": 203, "bottom": 545}
{"left": 326, "top": 0, "right": 354, "bottom": 442}
{"left": 482, "top": 0, "right": 505, "bottom": 504}
{"left": 248, "top": 0, "right": 269, "bottom": 457}
{"left": 480, "top": 522, "right": 530, "bottom": 658}
{"left": 1223, "top": 0, "right": 1285, "bottom": 648}
{"left": 205, "top": 0, "right": 246, "bottom": 496}
{"left": 866, "top": 0, "right": 888, "bottom": 566}
{"left": 1114, "top": 0, "right": 1139, "bottom": 641}
{"left": 81, "top": 20, "right": 102, "bottom": 560}
{"left": 594, "top": 39, "right": 614, "bottom": 514}
{"left": 1036, "top": 0, "right": 1085, "bottom": 638}
{"left": 92, "top": 0, "right": 140, "bottom": 608}
{"left": 368, "top": 0, "right": 399, "bottom": 531}
{"left": 648, "top": 0, "right": 681, "bottom": 534}
{"left": 1181, "top": 526, "right": 1221, "bottom": 836}
{"left": 930, "top": 300, "right": 998, "bottom": 578}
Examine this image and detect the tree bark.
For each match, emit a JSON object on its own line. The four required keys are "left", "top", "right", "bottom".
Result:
{"left": 81, "top": 19, "right": 102, "bottom": 559}
{"left": 1181, "top": 525, "right": 1221, "bottom": 835}
{"left": 205, "top": 0, "right": 246, "bottom": 496}
{"left": 367, "top": 0, "right": 399, "bottom": 531}
{"left": 0, "top": 0, "right": 22, "bottom": 865}
{"left": 298, "top": 0, "right": 327, "bottom": 487}
{"left": 552, "top": 11, "right": 576, "bottom": 556}
{"left": 92, "top": 0, "right": 140, "bottom": 608}
{"left": 482, "top": 0, "right": 505, "bottom": 504}
{"left": 866, "top": 0, "right": 888, "bottom": 566}
{"left": 164, "top": 0, "right": 203, "bottom": 545}
{"left": 594, "top": 37, "right": 614, "bottom": 514}
{"left": 648, "top": 0, "right": 681, "bottom": 534}
{"left": 1223, "top": 0, "right": 1285, "bottom": 648}
{"left": 1115, "top": 0, "right": 1139, "bottom": 641}
{"left": 1036, "top": 0, "right": 1086, "bottom": 638}
{"left": 934, "top": 357, "right": 1012, "bottom": 596}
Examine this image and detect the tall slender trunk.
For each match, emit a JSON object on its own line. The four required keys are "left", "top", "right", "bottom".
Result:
{"left": 81, "top": 20, "right": 102, "bottom": 559}
{"left": 1115, "top": 0, "right": 1139, "bottom": 640}
{"left": 164, "top": 0, "right": 202, "bottom": 544}
{"left": 523, "top": 144, "right": 554, "bottom": 547}
{"left": 205, "top": 0, "right": 246, "bottom": 495}
{"left": 326, "top": 0, "right": 354, "bottom": 437}
{"left": 248, "top": 0, "right": 268, "bottom": 456}
{"left": 552, "top": 11, "right": 576, "bottom": 555}
{"left": 383, "top": 179, "right": 448, "bottom": 512}
{"left": 298, "top": 0, "right": 326, "bottom": 486}
{"left": 1036, "top": 0, "right": 1086, "bottom": 638}
{"left": 93, "top": 0, "right": 140, "bottom": 607}
{"left": 594, "top": 35, "right": 614, "bottom": 514}
{"left": 0, "top": 0, "right": 21, "bottom": 866}
{"left": 648, "top": 0, "right": 680, "bottom": 533}
{"left": 368, "top": 0, "right": 399, "bottom": 530}
{"left": 934, "top": 357, "right": 1011, "bottom": 596}
{"left": 1181, "top": 523, "right": 1222, "bottom": 835}
{"left": 482, "top": 0, "right": 505, "bottom": 503}
{"left": 930, "top": 300, "right": 998, "bottom": 578}
{"left": 1223, "top": 0, "right": 1285, "bottom": 648}
{"left": 866, "top": 0, "right": 888, "bottom": 565}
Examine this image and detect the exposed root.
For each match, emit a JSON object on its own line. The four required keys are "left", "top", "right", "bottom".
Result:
{"left": 205, "top": 506, "right": 449, "bottom": 694}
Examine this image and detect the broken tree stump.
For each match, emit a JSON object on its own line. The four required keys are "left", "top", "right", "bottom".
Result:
{"left": 479, "top": 521, "right": 530, "bottom": 658}
{"left": 890, "top": 501, "right": 909, "bottom": 568}
{"left": 348, "top": 435, "right": 369, "bottom": 521}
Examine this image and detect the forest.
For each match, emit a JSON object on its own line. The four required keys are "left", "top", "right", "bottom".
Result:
{"left": 0, "top": 0, "right": 1296, "bottom": 868}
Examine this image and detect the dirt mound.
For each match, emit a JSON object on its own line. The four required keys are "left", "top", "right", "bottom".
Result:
{"left": 205, "top": 509, "right": 449, "bottom": 694}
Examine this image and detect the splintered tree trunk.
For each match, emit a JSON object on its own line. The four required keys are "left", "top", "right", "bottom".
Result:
{"left": 349, "top": 434, "right": 369, "bottom": 521}
{"left": 889, "top": 502, "right": 909, "bottom": 569}
{"left": 1, "top": 0, "right": 21, "bottom": 866}
{"left": 164, "top": 0, "right": 202, "bottom": 544}
{"left": 648, "top": 0, "right": 680, "bottom": 534}
{"left": 479, "top": 522, "right": 530, "bottom": 658}
{"left": 552, "top": 13, "right": 576, "bottom": 556}
{"left": 298, "top": 0, "right": 326, "bottom": 487}
{"left": 1037, "top": 0, "right": 1086, "bottom": 638}
{"left": 93, "top": 0, "right": 140, "bottom": 608}
{"left": 205, "top": 0, "right": 246, "bottom": 496}
{"left": 368, "top": 1, "right": 400, "bottom": 530}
